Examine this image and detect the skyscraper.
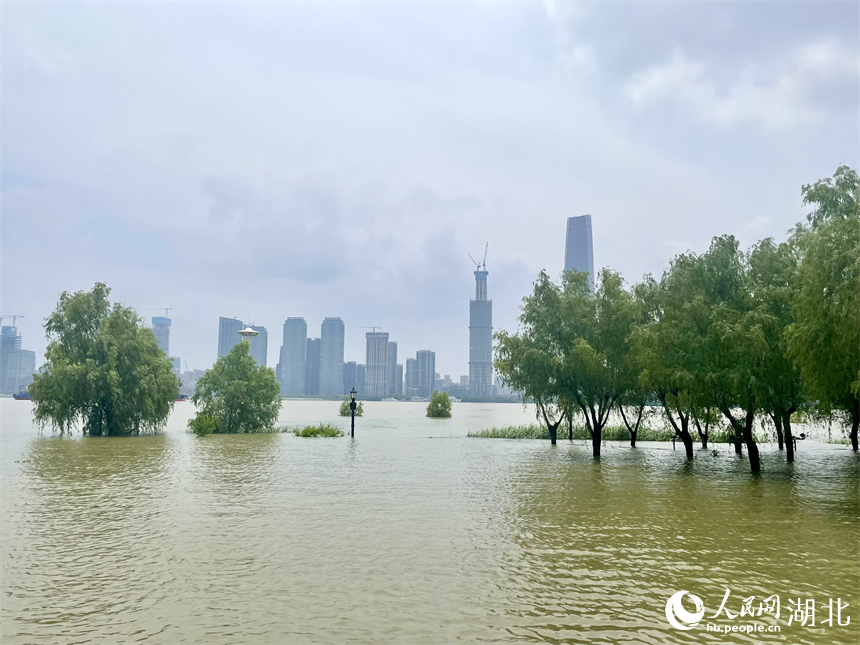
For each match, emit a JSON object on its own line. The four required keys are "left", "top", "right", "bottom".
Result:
{"left": 305, "top": 338, "right": 321, "bottom": 395}
{"left": 217, "top": 317, "right": 244, "bottom": 359}
{"left": 469, "top": 264, "right": 493, "bottom": 397}
{"left": 416, "top": 350, "right": 436, "bottom": 398}
{"left": 249, "top": 325, "right": 268, "bottom": 367}
{"left": 405, "top": 358, "right": 418, "bottom": 397}
{"left": 0, "top": 326, "right": 22, "bottom": 394}
{"left": 364, "top": 332, "right": 389, "bottom": 397}
{"left": 387, "top": 341, "right": 398, "bottom": 395}
{"left": 319, "top": 318, "right": 345, "bottom": 396}
{"left": 395, "top": 364, "right": 403, "bottom": 396}
{"left": 277, "top": 318, "right": 307, "bottom": 396}
{"left": 152, "top": 317, "right": 171, "bottom": 355}
{"left": 355, "top": 364, "right": 366, "bottom": 396}
{"left": 564, "top": 214, "right": 595, "bottom": 289}
{"left": 6, "top": 349, "right": 36, "bottom": 394}
{"left": 343, "top": 361, "right": 357, "bottom": 395}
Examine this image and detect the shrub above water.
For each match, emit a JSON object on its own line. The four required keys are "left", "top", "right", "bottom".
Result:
{"left": 426, "top": 391, "right": 452, "bottom": 418}
{"left": 339, "top": 397, "right": 364, "bottom": 417}
{"left": 294, "top": 424, "right": 344, "bottom": 437}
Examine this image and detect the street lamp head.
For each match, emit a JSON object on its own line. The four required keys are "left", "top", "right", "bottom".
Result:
{"left": 350, "top": 388, "right": 357, "bottom": 402}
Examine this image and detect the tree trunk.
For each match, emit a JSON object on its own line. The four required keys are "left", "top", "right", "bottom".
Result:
{"left": 783, "top": 410, "right": 795, "bottom": 462}
{"left": 680, "top": 430, "right": 694, "bottom": 460}
{"left": 771, "top": 413, "right": 784, "bottom": 451}
{"left": 630, "top": 429, "right": 637, "bottom": 448}
{"left": 592, "top": 426, "right": 601, "bottom": 458}
{"left": 549, "top": 424, "right": 558, "bottom": 445}
{"left": 733, "top": 436, "right": 743, "bottom": 455}
{"left": 743, "top": 408, "right": 760, "bottom": 473}
{"left": 851, "top": 400, "right": 859, "bottom": 452}
{"left": 568, "top": 414, "right": 573, "bottom": 442}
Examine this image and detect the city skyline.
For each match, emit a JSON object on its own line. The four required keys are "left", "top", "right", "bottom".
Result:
{"left": 4, "top": 3, "right": 856, "bottom": 378}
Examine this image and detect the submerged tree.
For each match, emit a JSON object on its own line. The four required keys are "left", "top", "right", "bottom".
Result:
{"left": 787, "top": 165, "right": 860, "bottom": 451}
{"left": 190, "top": 342, "right": 281, "bottom": 434}
{"left": 30, "top": 283, "right": 179, "bottom": 436}
{"left": 426, "top": 391, "right": 453, "bottom": 418}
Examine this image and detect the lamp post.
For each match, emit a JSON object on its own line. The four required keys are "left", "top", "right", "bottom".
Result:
{"left": 349, "top": 388, "right": 357, "bottom": 438}
{"left": 237, "top": 325, "right": 260, "bottom": 342}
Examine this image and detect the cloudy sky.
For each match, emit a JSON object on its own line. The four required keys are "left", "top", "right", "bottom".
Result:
{"left": 3, "top": 1, "right": 858, "bottom": 377}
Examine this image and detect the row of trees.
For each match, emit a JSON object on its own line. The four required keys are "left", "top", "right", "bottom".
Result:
{"left": 495, "top": 166, "right": 859, "bottom": 472}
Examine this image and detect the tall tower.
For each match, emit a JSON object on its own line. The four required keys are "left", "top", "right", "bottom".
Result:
{"left": 319, "top": 317, "right": 345, "bottom": 396}
{"left": 151, "top": 317, "right": 171, "bottom": 355}
{"left": 564, "top": 214, "right": 594, "bottom": 290}
{"left": 364, "top": 332, "right": 389, "bottom": 397}
{"left": 469, "top": 264, "right": 493, "bottom": 397}
{"left": 277, "top": 318, "right": 307, "bottom": 396}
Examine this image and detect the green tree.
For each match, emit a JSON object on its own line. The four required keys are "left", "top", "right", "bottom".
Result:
{"left": 339, "top": 396, "right": 364, "bottom": 416}
{"left": 29, "top": 283, "right": 179, "bottom": 436}
{"left": 747, "top": 237, "right": 804, "bottom": 459}
{"left": 426, "top": 390, "right": 452, "bottom": 418}
{"left": 787, "top": 166, "right": 860, "bottom": 451}
{"left": 190, "top": 342, "right": 281, "bottom": 433}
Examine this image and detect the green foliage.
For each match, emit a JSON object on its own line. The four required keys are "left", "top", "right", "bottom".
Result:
{"left": 426, "top": 391, "right": 452, "bottom": 418}
{"left": 190, "top": 342, "right": 281, "bottom": 434}
{"left": 787, "top": 166, "right": 860, "bottom": 437}
{"left": 294, "top": 423, "right": 344, "bottom": 437}
{"left": 188, "top": 415, "right": 219, "bottom": 436}
{"left": 339, "top": 396, "right": 364, "bottom": 417}
{"left": 29, "top": 283, "right": 179, "bottom": 436}
{"left": 469, "top": 424, "right": 677, "bottom": 442}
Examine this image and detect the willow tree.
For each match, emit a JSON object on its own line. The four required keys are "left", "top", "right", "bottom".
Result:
{"left": 787, "top": 166, "right": 860, "bottom": 451}
{"left": 495, "top": 271, "right": 568, "bottom": 444}
{"left": 190, "top": 341, "right": 281, "bottom": 434}
{"left": 29, "top": 283, "right": 179, "bottom": 435}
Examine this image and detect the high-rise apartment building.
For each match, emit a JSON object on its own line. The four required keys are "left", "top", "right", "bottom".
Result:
{"left": 387, "top": 341, "right": 398, "bottom": 395}
{"left": 319, "top": 318, "right": 345, "bottom": 396}
{"left": 469, "top": 264, "right": 493, "bottom": 397}
{"left": 152, "top": 317, "right": 171, "bottom": 355}
{"left": 415, "top": 350, "right": 436, "bottom": 398}
{"left": 305, "top": 338, "right": 321, "bottom": 395}
{"left": 217, "top": 317, "right": 244, "bottom": 359}
{"left": 0, "top": 326, "right": 22, "bottom": 394}
{"left": 343, "top": 361, "right": 357, "bottom": 395}
{"left": 355, "top": 364, "right": 366, "bottom": 396}
{"left": 277, "top": 318, "right": 307, "bottom": 396}
{"left": 564, "top": 214, "right": 595, "bottom": 289}
{"left": 249, "top": 326, "right": 267, "bottom": 367}
{"left": 405, "top": 358, "right": 418, "bottom": 397}
{"left": 6, "top": 349, "right": 35, "bottom": 394}
{"left": 364, "top": 332, "right": 389, "bottom": 397}
{"left": 395, "top": 364, "right": 403, "bottom": 396}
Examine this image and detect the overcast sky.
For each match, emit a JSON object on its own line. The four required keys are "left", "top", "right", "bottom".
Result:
{"left": 3, "top": 1, "right": 858, "bottom": 377}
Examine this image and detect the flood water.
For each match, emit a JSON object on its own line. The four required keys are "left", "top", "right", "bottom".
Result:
{"left": 1, "top": 399, "right": 858, "bottom": 644}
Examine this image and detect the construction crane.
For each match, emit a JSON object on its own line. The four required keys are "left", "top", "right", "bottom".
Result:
{"left": 0, "top": 315, "right": 24, "bottom": 327}
{"left": 468, "top": 242, "right": 489, "bottom": 271}
{"left": 354, "top": 326, "right": 383, "bottom": 333}
{"left": 150, "top": 308, "right": 173, "bottom": 318}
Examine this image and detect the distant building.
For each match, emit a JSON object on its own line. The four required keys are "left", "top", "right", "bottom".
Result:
{"left": 305, "top": 338, "right": 321, "bottom": 396}
{"left": 564, "top": 214, "right": 594, "bottom": 289}
{"left": 217, "top": 317, "right": 244, "bottom": 359}
{"left": 355, "top": 364, "right": 366, "bottom": 396}
{"left": 415, "top": 350, "right": 436, "bottom": 398}
{"left": 277, "top": 318, "right": 307, "bottom": 396}
{"left": 343, "top": 361, "right": 357, "bottom": 395}
{"left": 459, "top": 375, "right": 469, "bottom": 388}
{"left": 152, "top": 317, "right": 171, "bottom": 356}
{"left": 6, "top": 349, "right": 36, "bottom": 394}
{"left": 387, "top": 341, "right": 398, "bottom": 395}
{"left": 0, "top": 326, "right": 22, "bottom": 394}
{"left": 365, "top": 332, "right": 389, "bottom": 397}
{"left": 170, "top": 357, "right": 181, "bottom": 376}
{"left": 249, "top": 325, "right": 267, "bottom": 367}
{"left": 395, "top": 364, "right": 403, "bottom": 396}
{"left": 319, "top": 318, "right": 345, "bottom": 396}
{"left": 405, "top": 358, "right": 418, "bottom": 397}
{"left": 469, "top": 264, "right": 493, "bottom": 397}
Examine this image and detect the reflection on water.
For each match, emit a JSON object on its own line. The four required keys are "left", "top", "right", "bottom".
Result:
{"left": 1, "top": 400, "right": 858, "bottom": 644}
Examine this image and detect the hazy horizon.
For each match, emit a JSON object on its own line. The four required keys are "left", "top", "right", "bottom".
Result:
{"left": 3, "top": 2, "right": 857, "bottom": 376}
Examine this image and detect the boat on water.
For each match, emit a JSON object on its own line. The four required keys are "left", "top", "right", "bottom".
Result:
{"left": 176, "top": 394, "right": 189, "bottom": 402}
{"left": 12, "top": 387, "right": 31, "bottom": 401}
